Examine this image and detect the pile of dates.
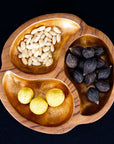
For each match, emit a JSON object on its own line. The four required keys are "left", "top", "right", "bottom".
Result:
{"left": 65, "top": 45, "right": 112, "bottom": 105}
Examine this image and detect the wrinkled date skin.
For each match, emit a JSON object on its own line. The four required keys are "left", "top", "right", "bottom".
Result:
{"left": 72, "top": 69, "right": 84, "bottom": 83}
{"left": 87, "top": 87, "right": 99, "bottom": 104}
{"left": 69, "top": 46, "right": 83, "bottom": 57}
{"left": 94, "top": 80, "right": 110, "bottom": 92}
{"left": 83, "top": 58, "right": 97, "bottom": 76}
{"left": 65, "top": 52, "right": 78, "bottom": 68}
{"left": 84, "top": 72, "right": 96, "bottom": 87}
{"left": 96, "top": 58, "right": 105, "bottom": 69}
{"left": 82, "top": 47, "right": 95, "bottom": 59}
{"left": 94, "top": 46, "right": 104, "bottom": 56}
{"left": 98, "top": 65, "right": 112, "bottom": 79}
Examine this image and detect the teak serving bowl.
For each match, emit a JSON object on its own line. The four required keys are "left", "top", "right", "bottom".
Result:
{"left": 0, "top": 13, "right": 114, "bottom": 134}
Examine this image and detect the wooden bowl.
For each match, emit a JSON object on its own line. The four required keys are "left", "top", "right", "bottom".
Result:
{"left": 10, "top": 16, "right": 80, "bottom": 74}
{"left": 2, "top": 71, "right": 73, "bottom": 126}
{"left": 0, "top": 13, "right": 114, "bottom": 134}
{"left": 65, "top": 35, "right": 114, "bottom": 115}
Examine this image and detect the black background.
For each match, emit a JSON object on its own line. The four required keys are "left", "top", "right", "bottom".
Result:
{"left": 0, "top": 0, "right": 114, "bottom": 144}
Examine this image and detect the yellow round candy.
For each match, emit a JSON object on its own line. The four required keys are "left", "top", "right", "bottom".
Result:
{"left": 46, "top": 88, "right": 65, "bottom": 107}
{"left": 30, "top": 97, "right": 48, "bottom": 115}
{"left": 18, "top": 87, "right": 34, "bottom": 104}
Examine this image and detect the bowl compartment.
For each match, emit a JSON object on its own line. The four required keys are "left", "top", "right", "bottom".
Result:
{"left": 65, "top": 35, "right": 113, "bottom": 115}
{"left": 2, "top": 71, "right": 74, "bottom": 126}
{"left": 10, "top": 18, "right": 80, "bottom": 74}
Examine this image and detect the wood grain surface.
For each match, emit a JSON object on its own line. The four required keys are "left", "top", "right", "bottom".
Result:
{"left": 0, "top": 13, "right": 114, "bottom": 134}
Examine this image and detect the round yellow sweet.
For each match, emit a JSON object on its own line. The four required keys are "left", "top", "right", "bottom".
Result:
{"left": 46, "top": 88, "right": 65, "bottom": 107}
{"left": 30, "top": 97, "right": 48, "bottom": 115}
{"left": 18, "top": 87, "right": 34, "bottom": 104}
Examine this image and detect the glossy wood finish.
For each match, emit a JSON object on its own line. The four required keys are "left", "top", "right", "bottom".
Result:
{"left": 10, "top": 18, "right": 80, "bottom": 74}
{"left": 0, "top": 13, "right": 114, "bottom": 134}
{"left": 3, "top": 71, "right": 73, "bottom": 126}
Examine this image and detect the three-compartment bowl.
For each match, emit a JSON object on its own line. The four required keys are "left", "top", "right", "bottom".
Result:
{"left": 0, "top": 13, "right": 114, "bottom": 134}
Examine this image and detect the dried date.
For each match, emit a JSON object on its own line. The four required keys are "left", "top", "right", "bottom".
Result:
{"left": 73, "top": 69, "right": 84, "bottom": 83}
{"left": 98, "top": 65, "right": 112, "bottom": 79}
{"left": 83, "top": 58, "right": 97, "bottom": 76}
{"left": 94, "top": 80, "right": 110, "bottom": 92}
{"left": 96, "top": 58, "right": 105, "bottom": 69}
{"left": 87, "top": 87, "right": 99, "bottom": 104}
{"left": 82, "top": 47, "right": 94, "bottom": 59}
{"left": 94, "top": 46, "right": 104, "bottom": 56}
{"left": 65, "top": 52, "right": 78, "bottom": 68}
{"left": 69, "top": 46, "right": 83, "bottom": 57}
{"left": 85, "top": 72, "right": 96, "bottom": 87}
